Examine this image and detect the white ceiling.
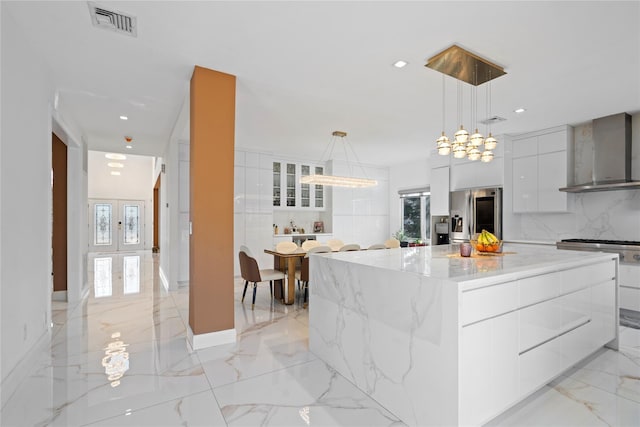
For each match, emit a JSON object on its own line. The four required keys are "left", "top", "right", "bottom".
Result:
{"left": 4, "top": 1, "right": 640, "bottom": 166}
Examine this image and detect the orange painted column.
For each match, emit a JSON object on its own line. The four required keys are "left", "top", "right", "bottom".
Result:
{"left": 188, "top": 66, "right": 236, "bottom": 348}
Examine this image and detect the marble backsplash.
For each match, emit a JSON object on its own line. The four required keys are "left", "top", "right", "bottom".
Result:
{"left": 511, "top": 188, "right": 640, "bottom": 242}
{"left": 507, "top": 115, "right": 640, "bottom": 242}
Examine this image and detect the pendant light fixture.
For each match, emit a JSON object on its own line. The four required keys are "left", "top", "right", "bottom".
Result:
{"left": 300, "top": 131, "right": 378, "bottom": 188}
{"left": 426, "top": 45, "right": 506, "bottom": 163}
{"left": 436, "top": 74, "right": 451, "bottom": 155}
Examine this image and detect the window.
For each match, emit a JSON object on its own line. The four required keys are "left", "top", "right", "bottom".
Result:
{"left": 399, "top": 189, "right": 431, "bottom": 242}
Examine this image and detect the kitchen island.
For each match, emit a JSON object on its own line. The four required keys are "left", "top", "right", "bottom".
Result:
{"left": 309, "top": 244, "right": 618, "bottom": 426}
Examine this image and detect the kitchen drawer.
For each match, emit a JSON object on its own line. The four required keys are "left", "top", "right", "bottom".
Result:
{"left": 461, "top": 281, "right": 518, "bottom": 326}
{"left": 562, "top": 261, "right": 615, "bottom": 294}
{"left": 620, "top": 286, "right": 640, "bottom": 312}
{"left": 561, "top": 317, "right": 597, "bottom": 368}
{"left": 519, "top": 297, "right": 563, "bottom": 353}
{"left": 518, "top": 271, "right": 562, "bottom": 307}
{"left": 619, "top": 264, "right": 640, "bottom": 289}
{"left": 519, "top": 332, "right": 563, "bottom": 397}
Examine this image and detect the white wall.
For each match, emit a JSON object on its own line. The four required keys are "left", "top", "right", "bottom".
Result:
{"left": 388, "top": 158, "right": 430, "bottom": 237}
{"left": 330, "top": 159, "right": 390, "bottom": 248}
{"left": 88, "top": 151, "right": 155, "bottom": 250}
{"left": 1, "top": 7, "right": 54, "bottom": 404}
{"left": 503, "top": 115, "right": 640, "bottom": 242}
{"left": 178, "top": 142, "right": 190, "bottom": 284}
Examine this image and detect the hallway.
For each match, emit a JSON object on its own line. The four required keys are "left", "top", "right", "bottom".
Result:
{"left": 0, "top": 252, "right": 639, "bottom": 426}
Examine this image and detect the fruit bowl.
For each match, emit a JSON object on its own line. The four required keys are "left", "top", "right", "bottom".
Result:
{"left": 471, "top": 232, "right": 503, "bottom": 253}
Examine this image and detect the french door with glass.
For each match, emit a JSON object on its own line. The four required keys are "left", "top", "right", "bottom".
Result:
{"left": 89, "top": 199, "right": 145, "bottom": 252}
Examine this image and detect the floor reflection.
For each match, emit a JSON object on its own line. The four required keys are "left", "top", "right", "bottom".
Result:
{"left": 94, "top": 257, "right": 112, "bottom": 297}
{"left": 123, "top": 255, "right": 140, "bottom": 294}
{"left": 102, "top": 332, "right": 130, "bottom": 388}
{"left": 93, "top": 254, "right": 141, "bottom": 298}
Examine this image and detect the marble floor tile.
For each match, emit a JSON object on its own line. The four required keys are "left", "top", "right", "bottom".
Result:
{"left": 198, "top": 310, "right": 316, "bottom": 387}
{"left": 85, "top": 390, "right": 226, "bottom": 426}
{"left": 214, "top": 359, "right": 404, "bottom": 426}
{"left": 565, "top": 347, "right": 640, "bottom": 404}
{"left": 4, "top": 252, "right": 640, "bottom": 427}
{"left": 488, "top": 375, "right": 640, "bottom": 426}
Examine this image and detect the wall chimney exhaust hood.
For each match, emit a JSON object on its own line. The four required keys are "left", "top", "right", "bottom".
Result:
{"left": 560, "top": 113, "right": 640, "bottom": 192}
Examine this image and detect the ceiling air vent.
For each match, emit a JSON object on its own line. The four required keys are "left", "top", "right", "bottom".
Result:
{"left": 88, "top": 2, "right": 137, "bottom": 37}
{"left": 479, "top": 116, "right": 506, "bottom": 125}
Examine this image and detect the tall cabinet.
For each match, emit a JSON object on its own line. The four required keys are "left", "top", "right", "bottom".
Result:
{"left": 234, "top": 151, "right": 274, "bottom": 275}
{"left": 511, "top": 125, "right": 573, "bottom": 213}
{"left": 429, "top": 150, "right": 450, "bottom": 216}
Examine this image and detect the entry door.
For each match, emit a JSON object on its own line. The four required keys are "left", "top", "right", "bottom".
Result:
{"left": 89, "top": 199, "right": 145, "bottom": 252}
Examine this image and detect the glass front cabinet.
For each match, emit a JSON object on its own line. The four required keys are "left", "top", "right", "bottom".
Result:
{"left": 272, "top": 161, "right": 325, "bottom": 210}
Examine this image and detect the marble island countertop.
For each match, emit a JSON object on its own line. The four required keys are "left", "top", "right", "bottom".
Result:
{"left": 310, "top": 241, "right": 619, "bottom": 426}
{"left": 319, "top": 243, "right": 618, "bottom": 290}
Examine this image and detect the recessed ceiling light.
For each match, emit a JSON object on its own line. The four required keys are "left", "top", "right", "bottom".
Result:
{"left": 126, "top": 145, "right": 133, "bottom": 149}
{"left": 108, "top": 162, "right": 124, "bottom": 168}
{"left": 110, "top": 171, "right": 121, "bottom": 176}
{"left": 119, "top": 115, "right": 128, "bottom": 120}
{"left": 105, "top": 153, "right": 127, "bottom": 160}
{"left": 514, "top": 108, "right": 526, "bottom": 113}
{"left": 393, "top": 60, "right": 408, "bottom": 68}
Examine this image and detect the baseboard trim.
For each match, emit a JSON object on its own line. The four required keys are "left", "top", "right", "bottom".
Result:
{"left": 1, "top": 328, "right": 51, "bottom": 410}
{"left": 52, "top": 290, "right": 67, "bottom": 301}
{"left": 159, "top": 266, "right": 169, "bottom": 292}
{"left": 187, "top": 326, "right": 236, "bottom": 350}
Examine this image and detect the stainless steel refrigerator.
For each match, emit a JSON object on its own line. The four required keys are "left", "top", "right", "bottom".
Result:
{"left": 449, "top": 188, "right": 502, "bottom": 243}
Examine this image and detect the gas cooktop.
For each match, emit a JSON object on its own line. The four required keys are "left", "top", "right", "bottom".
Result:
{"left": 560, "top": 239, "right": 640, "bottom": 246}
{"left": 557, "top": 239, "right": 640, "bottom": 264}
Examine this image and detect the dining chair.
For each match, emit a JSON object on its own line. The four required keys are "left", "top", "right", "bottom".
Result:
{"left": 301, "top": 239, "right": 321, "bottom": 251}
{"left": 275, "top": 240, "right": 299, "bottom": 254}
{"left": 295, "top": 245, "right": 331, "bottom": 307}
{"left": 239, "top": 244, "right": 253, "bottom": 257}
{"left": 239, "top": 250, "right": 286, "bottom": 310}
{"left": 367, "top": 243, "right": 386, "bottom": 250}
{"left": 384, "top": 238, "right": 401, "bottom": 248}
{"left": 339, "top": 243, "right": 361, "bottom": 252}
{"left": 325, "top": 239, "right": 344, "bottom": 251}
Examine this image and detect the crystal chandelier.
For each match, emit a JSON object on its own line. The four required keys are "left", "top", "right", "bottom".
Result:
{"left": 300, "top": 131, "right": 378, "bottom": 188}
{"left": 426, "top": 45, "right": 506, "bottom": 163}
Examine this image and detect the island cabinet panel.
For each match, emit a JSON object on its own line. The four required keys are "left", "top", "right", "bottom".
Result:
{"left": 460, "top": 281, "right": 518, "bottom": 325}
{"left": 459, "top": 258, "right": 617, "bottom": 425}
{"left": 310, "top": 244, "right": 617, "bottom": 427}
{"left": 460, "top": 311, "right": 518, "bottom": 426}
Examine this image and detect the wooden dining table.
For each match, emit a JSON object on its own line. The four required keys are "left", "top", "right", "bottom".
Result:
{"left": 264, "top": 248, "right": 307, "bottom": 305}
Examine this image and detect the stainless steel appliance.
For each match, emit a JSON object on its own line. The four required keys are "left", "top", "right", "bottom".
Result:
{"left": 435, "top": 222, "right": 449, "bottom": 245}
{"left": 560, "top": 113, "right": 640, "bottom": 193}
{"left": 449, "top": 187, "right": 502, "bottom": 243}
{"left": 556, "top": 239, "right": 640, "bottom": 265}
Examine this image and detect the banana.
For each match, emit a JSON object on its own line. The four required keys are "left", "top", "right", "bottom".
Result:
{"left": 482, "top": 229, "right": 498, "bottom": 244}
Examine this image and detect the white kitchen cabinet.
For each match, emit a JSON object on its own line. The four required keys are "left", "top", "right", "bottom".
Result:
{"left": 459, "top": 258, "right": 617, "bottom": 424}
{"left": 619, "top": 264, "right": 640, "bottom": 311}
{"left": 273, "top": 160, "right": 325, "bottom": 210}
{"left": 430, "top": 166, "right": 450, "bottom": 215}
{"left": 537, "top": 151, "right": 568, "bottom": 212}
{"left": 234, "top": 150, "right": 274, "bottom": 275}
{"left": 460, "top": 311, "right": 519, "bottom": 426}
{"left": 450, "top": 158, "right": 503, "bottom": 191}
{"left": 511, "top": 125, "right": 573, "bottom": 213}
{"left": 512, "top": 156, "right": 538, "bottom": 212}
